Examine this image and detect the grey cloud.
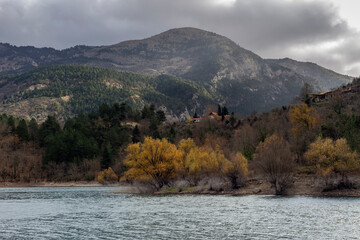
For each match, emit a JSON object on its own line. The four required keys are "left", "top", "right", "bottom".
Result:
{"left": 0, "top": 0, "right": 359, "bottom": 75}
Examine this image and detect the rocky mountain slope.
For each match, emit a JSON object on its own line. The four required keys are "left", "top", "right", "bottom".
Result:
{"left": 0, "top": 27, "right": 353, "bottom": 117}
{"left": 267, "top": 58, "right": 352, "bottom": 91}
{"left": 0, "top": 65, "right": 212, "bottom": 122}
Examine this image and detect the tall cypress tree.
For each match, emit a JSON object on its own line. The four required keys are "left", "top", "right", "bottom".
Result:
{"left": 217, "top": 104, "right": 222, "bottom": 116}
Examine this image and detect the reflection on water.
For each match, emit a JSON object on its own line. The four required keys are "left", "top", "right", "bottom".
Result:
{"left": 0, "top": 187, "right": 360, "bottom": 239}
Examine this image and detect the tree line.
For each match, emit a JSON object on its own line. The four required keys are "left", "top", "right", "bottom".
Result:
{"left": 1, "top": 78, "right": 360, "bottom": 195}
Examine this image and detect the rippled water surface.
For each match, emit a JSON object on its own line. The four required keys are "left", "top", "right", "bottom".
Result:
{"left": 1, "top": 187, "right": 360, "bottom": 239}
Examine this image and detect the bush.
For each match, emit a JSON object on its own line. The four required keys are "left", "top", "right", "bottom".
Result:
{"left": 97, "top": 167, "right": 118, "bottom": 183}
{"left": 305, "top": 137, "right": 359, "bottom": 190}
{"left": 222, "top": 152, "right": 248, "bottom": 189}
{"left": 253, "top": 134, "right": 295, "bottom": 195}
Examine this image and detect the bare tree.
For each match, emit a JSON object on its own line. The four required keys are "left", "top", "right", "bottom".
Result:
{"left": 253, "top": 134, "right": 295, "bottom": 195}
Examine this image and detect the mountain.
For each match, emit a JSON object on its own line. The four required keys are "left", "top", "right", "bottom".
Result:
{"left": 0, "top": 65, "right": 213, "bottom": 122}
{"left": 0, "top": 27, "right": 353, "bottom": 117}
{"left": 267, "top": 58, "right": 352, "bottom": 91}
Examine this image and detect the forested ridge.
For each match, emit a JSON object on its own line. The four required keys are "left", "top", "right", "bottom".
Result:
{"left": 1, "top": 77, "right": 360, "bottom": 195}
{"left": 0, "top": 65, "right": 213, "bottom": 121}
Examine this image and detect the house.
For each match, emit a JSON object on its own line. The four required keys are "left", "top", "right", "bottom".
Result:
{"left": 209, "top": 112, "right": 219, "bottom": 119}
{"left": 308, "top": 90, "right": 338, "bottom": 102}
{"left": 192, "top": 118, "right": 201, "bottom": 123}
{"left": 209, "top": 112, "right": 231, "bottom": 120}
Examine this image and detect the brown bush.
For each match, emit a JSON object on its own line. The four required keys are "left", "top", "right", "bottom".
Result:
{"left": 253, "top": 134, "right": 295, "bottom": 195}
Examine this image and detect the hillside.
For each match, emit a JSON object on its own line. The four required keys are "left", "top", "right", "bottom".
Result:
{"left": 268, "top": 58, "right": 352, "bottom": 91}
{"left": 0, "top": 27, "right": 353, "bottom": 115}
{"left": 0, "top": 65, "right": 213, "bottom": 122}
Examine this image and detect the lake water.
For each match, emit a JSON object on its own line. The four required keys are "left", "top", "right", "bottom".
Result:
{"left": 0, "top": 187, "right": 359, "bottom": 239}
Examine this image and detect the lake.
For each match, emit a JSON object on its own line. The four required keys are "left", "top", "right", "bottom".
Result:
{"left": 0, "top": 187, "right": 359, "bottom": 239}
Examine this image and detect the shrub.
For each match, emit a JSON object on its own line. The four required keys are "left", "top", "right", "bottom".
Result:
{"left": 97, "top": 167, "right": 118, "bottom": 183}
{"left": 305, "top": 137, "right": 359, "bottom": 190}
{"left": 253, "top": 134, "right": 295, "bottom": 195}
{"left": 222, "top": 152, "right": 248, "bottom": 189}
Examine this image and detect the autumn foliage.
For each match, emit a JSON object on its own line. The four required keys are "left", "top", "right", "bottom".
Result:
{"left": 305, "top": 138, "right": 359, "bottom": 181}
{"left": 122, "top": 137, "right": 182, "bottom": 189}
{"left": 289, "top": 103, "right": 320, "bottom": 140}
{"left": 289, "top": 103, "right": 321, "bottom": 161}
{"left": 97, "top": 167, "right": 118, "bottom": 183}
{"left": 122, "top": 137, "right": 248, "bottom": 190}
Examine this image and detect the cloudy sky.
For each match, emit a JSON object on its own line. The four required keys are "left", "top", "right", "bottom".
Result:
{"left": 0, "top": 0, "right": 359, "bottom": 76}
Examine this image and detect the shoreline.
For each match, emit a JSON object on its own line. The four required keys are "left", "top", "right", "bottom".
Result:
{"left": 2, "top": 175, "right": 360, "bottom": 197}
{"left": 0, "top": 181, "right": 121, "bottom": 188}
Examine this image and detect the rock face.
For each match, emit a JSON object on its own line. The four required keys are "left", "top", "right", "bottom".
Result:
{"left": 0, "top": 27, "right": 353, "bottom": 116}
{"left": 267, "top": 58, "right": 352, "bottom": 91}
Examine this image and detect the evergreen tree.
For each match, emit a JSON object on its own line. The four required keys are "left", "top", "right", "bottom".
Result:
{"left": 119, "top": 102, "right": 127, "bottom": 120}
{"left": 28, "top": 118, "right": 39, "bottom": 142}
{"left": 156, "top": 110, "right": 166, "bottom": 124}
{"left": 217, "top": 104, "right": 222, "bottom": 116}
{"left": 16, "top": 119, "right": 29, "bottom": 141}
{"left": 222, "top": 106, "right": 229, "bottom": 121}
{"left": 132, "top": 125, "right": 141, "bottom": 143}
{"left": 149, "top": 103, "right": 156, "bottom": 116}
{"left": 168, "top": 125, "right": 176, "bottom": 143}
{"left": 222, "top": 106, "right": 229, "bottom": 116}
{"left": 141, "top": 105, "right": 151, "bottom": 119}
{"left": 7, "top": 116, "right": 15, "bottom": 133}
{"left": 149, "top": 117, "right": 158, "bottom": 132}
{"left": 99, "top": 103, "right": 112, "bottom": 119}
{"left": 193, "top": 112, "right": 199, "bottom": 118}
{"left": 101, "top": 142, "right": 112, "bottom": 169}
{"left": 39, "top": 115, "right": 61, "bottom": 146}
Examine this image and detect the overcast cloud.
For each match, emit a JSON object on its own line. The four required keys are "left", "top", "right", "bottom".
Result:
{"left": 0, "top": 0, "right": 359, "bottom": 76}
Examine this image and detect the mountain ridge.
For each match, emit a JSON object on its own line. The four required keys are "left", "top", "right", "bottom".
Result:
{"left": 0, "top": 27, "right": 354, "bottom": 117}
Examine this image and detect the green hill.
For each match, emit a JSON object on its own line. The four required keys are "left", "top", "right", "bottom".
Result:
{"left": 0, "top": 65, "right": 213, "bottom": 122}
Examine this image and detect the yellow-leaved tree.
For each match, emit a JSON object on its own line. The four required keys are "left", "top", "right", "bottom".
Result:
{"left": 305, "top": 137, "right": 359, "bottom": 188}
{"left": 176, "top": 138, "right": 197, "bottom": 179}
{"left": 222, "top": 152, "right": 248, "bottom": 189}
{"left": 177, "top": 138, "right": 232, "bottom": 185}
{"left": 97, "top": 167, "right": 118, "bottom": 183}
{"left": 289, "top": 103, "right": 320, "bottom": 160}
{"left": 122, "top": 137, "right": 182, "bottom": 190}
{"left": 289, "top": 103, "right": 319, "bottom": 138}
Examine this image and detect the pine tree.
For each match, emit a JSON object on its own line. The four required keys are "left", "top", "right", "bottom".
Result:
{"left": 39, "top": 115, "right": 61, "bottom": 146}
{"left": 141, "top": 105, "right": 151, "bottom": 119}
{"left": 156, "top": 110, "right": 166, "bottom": 124}
{"left": 16, "top": 119, "right": 29, "bottom": 141}
{"left": 132, "top": 125, "right": 141, "bottom": 143}
{"left": 7, "top": 116, "right": 15, "bottom": 133}
{"left": 101, "top": 142, "right": 112, "bottom": 169}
